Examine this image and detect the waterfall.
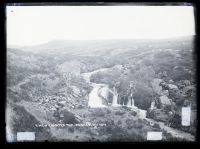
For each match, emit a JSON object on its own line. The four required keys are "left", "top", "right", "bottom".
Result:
{"left": 88, "top": 84, "right": 107, "bottom": 108}
{"left": 150, "top": 101, "right": 155, "bottom": 110}
{"left": 138, "top": 109, "right": 147, "bottom": 119}
{"left": 127, "top": 94, "right": 135, "bottom": 108}
{"left": 112, "top": 93, "right": 119, "bottom": 106}
{"left": 112, "top": 87, "right": 120, "bottom": 107}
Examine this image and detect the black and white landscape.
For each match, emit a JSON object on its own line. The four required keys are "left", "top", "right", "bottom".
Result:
{"left": 6, "top": 5, "right": 197, "bottom": 142}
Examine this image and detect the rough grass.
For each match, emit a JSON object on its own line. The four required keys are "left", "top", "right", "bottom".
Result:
{"left": 8, "top": 102, "right": 53, "bottom": 142}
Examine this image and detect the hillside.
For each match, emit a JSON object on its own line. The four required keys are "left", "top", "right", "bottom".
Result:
{"left": 6, "top": 36, "right": 196, "bottom": 142}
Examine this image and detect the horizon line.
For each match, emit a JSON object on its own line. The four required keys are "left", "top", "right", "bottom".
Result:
{"left": 7, "top": 34, "right": 195, "bottom": 48}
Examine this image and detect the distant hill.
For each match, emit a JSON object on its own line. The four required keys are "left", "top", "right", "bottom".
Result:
{"left": 9, "top": 35, "right": 195, "bottom": 55}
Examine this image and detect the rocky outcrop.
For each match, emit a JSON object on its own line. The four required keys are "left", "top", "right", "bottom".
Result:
{"left": 147, "top": 109, "right": 170, "bottom": 123}
{"left": 168, "top": 84, "right": 178, "bottom": 90}
{"left": 159, "top": 95, "right": 172, "bottom": 106}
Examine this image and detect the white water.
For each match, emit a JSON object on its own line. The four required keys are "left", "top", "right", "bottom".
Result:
{"left": 112, "top": 93, "right": 120, "bottom": 107}
{"left": 127, "top": 98, "right": 135, "bottom": 108}
{"left": 82, "top": 66, "right": 141, "bottom": 112}
{"left": 88, "top": 84, "right": 107, "bottom": 108}
{"left": 82, "top": 67, "right": 121, "bottom": 108}
{"left": 81, "top": 66, "right": 195, "bottom": 141}
{"left": 112, "top": 87, "right": 120, "bottom": 107}
{"left": 82, "top": 68, "right": 110, "bottom": 108}
{"left": 150, "top": 101, "right": 155, "bottom": 110}
{"left": 100, "top": 87, "right": 109, "bottom": 99}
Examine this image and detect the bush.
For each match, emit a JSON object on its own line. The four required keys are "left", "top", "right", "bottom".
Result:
{"left": 125, "top": 118, "right": 137, "bottom": 129}
{"left": 133, "top": 83, "right": 153, "bottom": 110}
{"left": 130, "top": 111, "right": 137, "bottom": 116}
{"left": 61, "top": 110, "right": 79, "bottom": 124}
{"left": 91, "top": 108, "right": 107, "bottom": 117}
{"left": 115, "top": 110, "right": 126, "bottom": 116}
{"left": 153, "top": 123, "right": 161, "bottom": 129}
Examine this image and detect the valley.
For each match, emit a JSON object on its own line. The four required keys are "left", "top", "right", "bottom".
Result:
{"left": 6, "top": 36, "right": 197, "bottom": 142}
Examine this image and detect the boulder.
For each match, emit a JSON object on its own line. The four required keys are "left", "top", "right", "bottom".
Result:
{"left": 149, "top": 109, "right": 169, "bottom": 122}
{"left": 162, "top": 90, "right": 169, "bottom": 96}
{"left": 168, "top": 84, "right": 178, "bottom": 89}
{"left": 177, "top": 82, "right": 185, "bottom": 89}
{"left": 159, "top": 95, "right": 172, "bottom": 106}
{"left": 183, "top": 86, "right": 195, "bottom": 95}
{"left": 160, "top": 82, "right": 170, "bottom": 90}
{"left": 183, "top": 80, "right": 191, "bottom": 86}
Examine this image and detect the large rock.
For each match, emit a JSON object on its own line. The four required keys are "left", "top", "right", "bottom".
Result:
{"left": 159, "top": 95, "right": 172, "bottom": 106}
{"left": 149, "top": 109, "right": 170, "bottom": 122}
{"left": 168, "top": 84, "right": 178, "bottom": 89}
{"left": 183, "top": 80, "right": 191, "bottom": 86}
{"left": 183, "top": 85, "right": 195, "bottom": 96}
{"left": 162, "top": 90, "right": 169, "bottom": 96}
{"left": 169, "top": 79, "right": 174, "bottom": 83}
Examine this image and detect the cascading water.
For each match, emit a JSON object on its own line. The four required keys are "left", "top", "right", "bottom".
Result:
{"left": 112, "top": 93, "right": 119, "bottom": 106}
{"left": 127, "top": 98, "right": 135, "bottom": 107}
{"left": 82, "top": 69, "right": 110, "bottom": 108}
{"left": 150, "top": 101, "right": 155, "bottom": 110}
{"left": 127, "top": 94, "right": 135, "bottom": 108}
{"left": 88, "top": 84, "right": 107, "bottom": 108}
{"left": 82, "top": 66, "right": 146, "bottom": 119}
{"left": 112, "top": 87, "right": 120, "bottom": 107}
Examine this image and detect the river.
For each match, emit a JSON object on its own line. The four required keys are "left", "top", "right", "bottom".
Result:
{"left": 80, "top": 66, "right": 195, "bottom": 141}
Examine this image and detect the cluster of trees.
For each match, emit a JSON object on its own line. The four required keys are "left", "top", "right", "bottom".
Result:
{"left": 89, "top": 44, "right": 195, "bottom": 112}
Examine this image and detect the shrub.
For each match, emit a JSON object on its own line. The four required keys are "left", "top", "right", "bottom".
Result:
{"left": 130, "top": 111, "right": 137, "bottom": 116}
{"left": 91, "top": 108, "right": 106, "bottom": 117}
{"left": 115, "top": 110, "right": 126, "bottom": 116}
{"left": 153, "top": 123, "right": 161, "bottom": 129}
{"left": 61, "top": 110, "right": 79, "bottom": 124}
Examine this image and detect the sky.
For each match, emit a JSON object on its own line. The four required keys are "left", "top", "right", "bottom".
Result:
{"left": 6, "top": 6, "right": 195, "bottom": 46}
